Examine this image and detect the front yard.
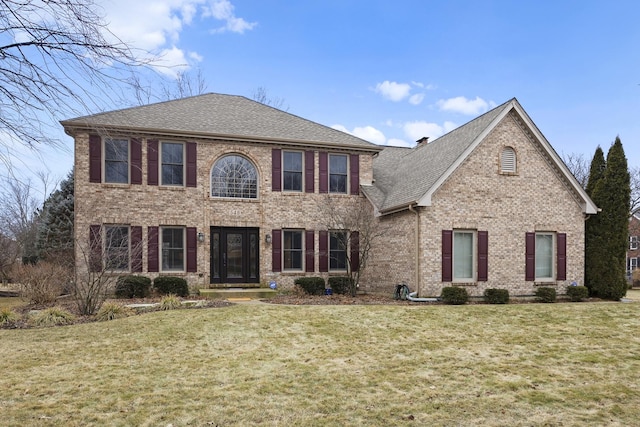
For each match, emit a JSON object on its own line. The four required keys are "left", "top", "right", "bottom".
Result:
{"left": 1, "top": 295, "right": 640, "bottom": 426}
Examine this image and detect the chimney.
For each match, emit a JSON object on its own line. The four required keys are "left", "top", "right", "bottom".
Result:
{"left": 416, "top": 136, "right": 429, "bottom": 145}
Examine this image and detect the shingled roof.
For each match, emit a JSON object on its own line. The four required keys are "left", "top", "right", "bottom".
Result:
{"left": 363, "top": 98, "right": 598, "bottom": 215}
{"left": 61, "top": 93, "right": 381, "bottom": 152}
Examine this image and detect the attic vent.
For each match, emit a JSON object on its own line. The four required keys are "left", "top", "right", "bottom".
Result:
{"left": 500, "top": 146, "right": 517, "bottom": 173}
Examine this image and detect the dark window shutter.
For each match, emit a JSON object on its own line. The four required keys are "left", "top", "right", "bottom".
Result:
{"left": 477, "top": 230, "right": 488, "bottom": 281}
{"left": 350, "top": 231, "right": 360, "bottom": 272}
{"left": 89, "top": 135, "right": 102, "bottom": 183}
{"left": 442, "top": 230, "right": 453, "bottom": 282}
{"left": 89, "top": 225, "right": 102, "bottom": 272}
{"left": 305, "top": 230, "right": 315, "bottom": 272}
{"left": 272, "top": 229, "right": 282, "bottom": 272}
{"left": 131, "top": 226, "right": 142, "bottom": 272}
{"left": 272, "top": 149, "right": 281, "bottom": 192}
{"left": 186, "top": 142, "right": 197, "bottom": 188}
{"left": 319, "top": 230, "right": 328, "bottom": 272}
{"left": 131, "top": 138, "right": 142, "bottom": 185}
{"left": 557, "top": 233, "right": 567, "bottom": 280}
{"left": 148, "top": 226, "right": 159, "bottom": 272}
{"left": 525, "top": 232, "right": 536, "bottom": 281}
{"left": 305, "top": 151, "right": 315, "bottom": 193}
{"left": 147, "top": 140, "right": 159, "bottom": 186}
{"left": 319, "top": 152, "right": 328, "bottom": 194}
{"left": 350, "top": 154, "right": 360, "bottom": 195}
{"left": 186, "top": 227, "right": 197, "bottom": 272}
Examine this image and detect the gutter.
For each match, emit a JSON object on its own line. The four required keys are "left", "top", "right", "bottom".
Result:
{"left": 408, "top": 204, "right": 420, "bottom": 296}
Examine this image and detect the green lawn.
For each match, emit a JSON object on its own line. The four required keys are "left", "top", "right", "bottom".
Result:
{"left": 1, "top": 299, "right": 640, "bottom": 426}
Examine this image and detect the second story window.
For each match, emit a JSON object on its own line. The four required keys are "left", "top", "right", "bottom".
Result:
{"left": 329, "top": 154, "right": 348, "bottom": 193}
{"left": 161, "top": 142, "right": 184, "bottom": 186}
{"left": 104, "top": 138, "right": 129, "bottom": 183}
{"left": 631, "top": 236, "right": 638, "bottom": 251}
{"left": 283, "top": 151, "right": 303, "bottom": 191}
{"left": 211, "top": 155, "right": 258, "bottom": 199}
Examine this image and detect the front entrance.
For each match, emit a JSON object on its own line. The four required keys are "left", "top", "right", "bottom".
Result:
{"left": 210, "top": 227, "right": 260, "bottom": 285}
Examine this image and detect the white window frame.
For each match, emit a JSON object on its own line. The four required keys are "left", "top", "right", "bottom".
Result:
{"left": 535, "top": 232, "right": 555, "bottom": 281}
{"left": 210, "top": 154, "right": 259, "bottom": 199}
{"left": 329, "top": 154, "right": 348, "bottom": 194}
{"left": 161, "top": 227, "right": 185, "bottom": 272}
{"left": 283, "top": 229, "right": 304, "bottom": 271}
{"left": 104, "top": 138, "right": 130, "bottom": 184}
{"left": 630, "top": 236, "right": 638, "bottom": 251}
{"left": 630, "top": 257, "right": 638, "bottom": 270}
{"left": 282, "top": 150, "right": 304, "bottom": 192}
{"left": 104, "top": 225, "right": 130, "bottom": 271}
{"left": 160, "top": 141, "right": 185, "bottom": 186}
{"left": 453, "top": 230, "right": 476, "bottom": 282}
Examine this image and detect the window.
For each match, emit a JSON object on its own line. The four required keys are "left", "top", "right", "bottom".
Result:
{"left": 211, "top": 155, "right": 258, "bottom": 198}
{"left": 283, "top": 230, "right": 303, "bottom": 270}
{"left": 535, "top": 233, "right": 554, "bottom": 279}
{"left": 453, "top": 231, "right": 475, "bottom": 281}
{"left": 162, "top": 228, "right": 184, "bottom": 271}
{"left": 500, "top": 146, "right": 516, "bottom": 173}
{"left": 161, "top": 142, "right": 184, "bottom": 186}
{"left": 105, "top": 226, "right": 129, "bottom": 270}
{"left": 283, "top": 151, "right": 303, "bottom": 191}
{"left": 329, "top": 231, "right": 347, "bottom": 270}
{"left": 329, "top": 154, "right": 348, "bottom": 193}
{"left": 104, "top": 138, "right": 129, "bottom": 183}
{"left": 631, "top": 236, "right": 638, "bottom": 251}
{"left": 630, "top": 257, "right": 638, "bottom": 271}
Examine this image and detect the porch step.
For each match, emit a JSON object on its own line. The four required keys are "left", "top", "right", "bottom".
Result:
{"left": 199, "top": 288, "right": 278, "bottom": 300}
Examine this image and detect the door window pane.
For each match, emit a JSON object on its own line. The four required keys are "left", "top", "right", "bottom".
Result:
{"left": 226, "top": 233, "right": 243, "bottom": 279}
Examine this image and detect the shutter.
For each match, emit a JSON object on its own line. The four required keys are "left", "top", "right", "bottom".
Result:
{"left": 272, "top": 229, "right": 282, "bottom": 272}
{"left": 186, "top": 227, "right": 197, "bottom": 272}
{"left": 525, "top": 232, "right": 536, "bottom": 281}
{"left": 186, "top": 142, "right": 197, "bottom": 188}
{"left": 319, "top": 230, "right": 328, "bottom": 272}
{"left": 147, "top": 140, "right": 159, "bottom": 186}
{"left": 131, "top": 138, "right": 142, "bottom": 185}
{"left": 272, "top": 149, "right": 281, "bottom": 192}
{"left": 89, "top": 135, "right": 102, "bottom": 183}
{"left": 442, "top": 230, "right": 453, "bottom": 282}
{"left": 350, "top": 154, "right": 360, "bottom": 195}
{"left": 319, "top": 152, "right": 328, "bottom": 194}
{"left": 557, "top": 233, "right": 567, "bottom": 280}
{"left": 350, "top": 231, "right": 360, "bottom": 272}
{"left": 131, "top": 226, "right": 142, "bottom": 272}
{"left": 148, "top": 226, "right": 159, "bottom": 272}
{"left": 305, "top": 230, "right": 315, "bottom": 272}
{"left": 477, "top": 231, "right": 488, "bottom": 281}
{"left": 305, "top": 151, "right": 315, "bottom": 193}
{"left": 89, "top": 225, "right": 102, "bottom": 272}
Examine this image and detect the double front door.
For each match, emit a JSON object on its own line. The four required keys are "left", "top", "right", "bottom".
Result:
{"left": 210, "top": 227, "right": 260, "bottom": 284}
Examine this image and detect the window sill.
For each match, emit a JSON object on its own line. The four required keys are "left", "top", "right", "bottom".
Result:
{"left": 534, "top": 281, "right": 557, "bottom": 286}
{"left": 159, "top": 185, "right": 186, "bottom": 191}
{"left": 208, "top": 197, "right": 260, "bottom": 202}
{"left": 101, "top": 183, "right": 131, "bottom": 189}
{"left": 451, "top": 282, "right": 478, "bottom": 287}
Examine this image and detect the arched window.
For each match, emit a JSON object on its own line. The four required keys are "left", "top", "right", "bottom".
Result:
{"left": 500, "top": 146, "right": 517, "bottom": 173}
{"left": 211, "top": 155, "right": 258, "bottom": 198}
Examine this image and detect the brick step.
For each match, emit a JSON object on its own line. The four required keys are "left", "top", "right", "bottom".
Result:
{"left": 199, "top": 288, "right": 278, "bottom": 300}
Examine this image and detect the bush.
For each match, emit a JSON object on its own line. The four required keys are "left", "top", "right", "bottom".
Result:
{"left": 159, "top": 294, "right": 182, "bottom": 310}
{"left": 153, "top": 276, "right": 189, "bottom": 297}
{"left": 16, "top": 262, "right": 71, "bottom": 305}
{"left": 441, "top": 287, "right": 469, "bottom": 305}
{"left": 96, "top": 302, "right": 135, "bottom": 321}
{"left": 0, "top": 308, "right": 20, "bottom": 326}
{"left": 29, "top": 306, "right": 76, "bottom": 327}
{"left": 535, "top": 287, "right": 557, "bottom": 303}
{"left": 484, "top": 288, "right": 509, "bottom": 304}
{"left": 115, "top": 275, "right": 152, "bottom": 298}
{"left": 566, "top": 285, "right": 589, "bottom": 302}
{"left": 294, "top": 277, "right": 326, "bottom": 295}
{"left": 328, "top": 276, "right": 354, "bottom": 295}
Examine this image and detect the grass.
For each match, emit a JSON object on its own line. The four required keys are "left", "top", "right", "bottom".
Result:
{"left": 1, "top": 297, "right": 640, "bottom": 425}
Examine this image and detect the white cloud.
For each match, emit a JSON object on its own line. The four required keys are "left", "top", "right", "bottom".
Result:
{"left": 332, "top": 125, "right": 387, "bottom": 145}
{"left": 436, "top": 96, "right": 493, "bottom": 115}
{"left": 443, "top": 121, "right": 458, "bottom": 133}
{"left": 403, "top": 121, "right": 446, "bottom": 142}
{"left": 374, "top": 81, "right": 412, "bottom": 102}
{"left": 409, "top": 93, "right": 425, "bottom": 105}
{"left": 386, "top": 138, "right": 413, "bottom": 148}
{"left": 203, "top": 0, "right": 257, "bottom": 34}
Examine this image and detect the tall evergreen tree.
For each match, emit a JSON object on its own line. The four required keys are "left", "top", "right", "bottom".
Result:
{"left": 37, "top": 169, "right": 74, "bottom": 266}
{"left": 585, "top": 138, "right": 630, "bottom": 299}
{"left": 585, "top": 147, "right": 606, "bottom": 196}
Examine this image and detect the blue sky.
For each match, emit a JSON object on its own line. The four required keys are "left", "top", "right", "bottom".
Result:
{"left": 6, "top": 0, "right": 640, "bottom": 190}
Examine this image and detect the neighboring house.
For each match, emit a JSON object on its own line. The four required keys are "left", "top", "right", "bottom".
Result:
{"left": 62, "top": 94, "right": 597, "bottom": 297}
{"left": 628, "top": 214, "right": 640, "bottom": 281}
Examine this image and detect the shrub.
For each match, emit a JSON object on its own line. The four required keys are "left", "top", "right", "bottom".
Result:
{"left": 441, "top": 287, "right": 469, "bottom": 305}
{"left": 96, "top": 302, "right": 135, "bottom": 321}
{"left": 294, "top": 277, "right": 326, "bottom": 295}
{"left": 153, "top": 276, "right": 189, "bottom": 297}
{"left": 484, "top": 288, "right": 509, "bottom": 304}
{"left": 535, "top": 287, "right": 557, "bottom": 303}
{"left": 328, "top": 276, "right": 354, "bottom": 295}
{"left": 16, "top": 262, "right": 71, "bottom": 305}
{"left": 159, "top": 294, "right": 182, "bottom": 310}
{"left": 566, "top": 285, "right": 589, "bottom": 302}
{"left": 115, "top": 276, "right": 152, "bottom": 299}
{"left": 0, "top": 308, "right": 20, "bottom": 326}
{"left": 29, "top": 306, "right": 76, "bottom": 327}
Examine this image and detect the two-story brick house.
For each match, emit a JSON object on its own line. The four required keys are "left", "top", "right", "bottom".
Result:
{"left": 628, "top": 214, "right": 640, "bottom": 282}
{"left": 62, "top": 94, "right": 597, "bottom": 297}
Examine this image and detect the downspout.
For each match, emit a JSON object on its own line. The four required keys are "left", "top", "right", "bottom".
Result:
{"left": 408, "top": 204, "right": 420, "bottom": 296}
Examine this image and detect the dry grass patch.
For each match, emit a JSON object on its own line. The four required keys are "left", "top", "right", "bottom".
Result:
{"left": 1, "top": 302, "right": 639, "bottom": 425}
